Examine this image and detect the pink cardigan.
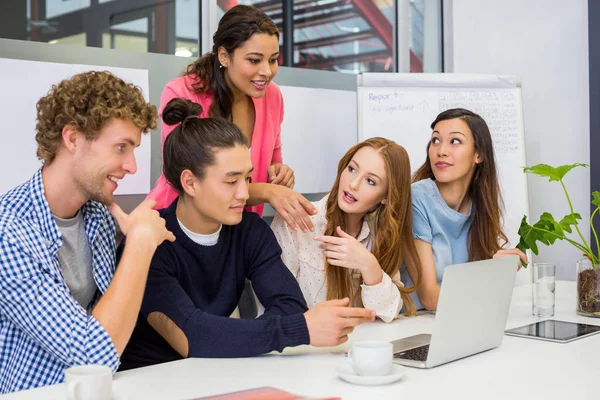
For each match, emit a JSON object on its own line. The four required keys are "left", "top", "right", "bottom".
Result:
{"left": 147, "top": 75, "right": 285, "bottom": 216}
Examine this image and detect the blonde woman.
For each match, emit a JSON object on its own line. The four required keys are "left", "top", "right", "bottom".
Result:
{"left": 271, "top": 138, "right": 422, "bottom": 322}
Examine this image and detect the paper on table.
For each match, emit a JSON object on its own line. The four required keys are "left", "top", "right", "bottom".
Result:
{"left": 189, "top": 386, "right": 341, "bottom": 400}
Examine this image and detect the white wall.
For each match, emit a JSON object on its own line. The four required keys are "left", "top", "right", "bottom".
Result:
{"left": 448, "top": 0, "right": 590, "bottom": 280}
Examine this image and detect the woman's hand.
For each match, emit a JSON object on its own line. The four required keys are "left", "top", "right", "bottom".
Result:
{"left": 315, "top": 226, "right": 383, "bottom": 285}
{"left": 493, "top": 248, "right": 528, "bottom": 270}
{"left": 268, "top": 163, "right": 294, "bottom": 188}
{"left": 268, "top": 185, "right": 317, "bottom": 232}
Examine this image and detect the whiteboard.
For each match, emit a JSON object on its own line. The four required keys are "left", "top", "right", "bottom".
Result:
{"left": 358, "top": 73, "right": 529, "bottom": 255}
{"left": 280, "top": 85, "right": 357, "bottom": 194}
{"left": 0, "top": 57, "right": 151, "bottom": 195}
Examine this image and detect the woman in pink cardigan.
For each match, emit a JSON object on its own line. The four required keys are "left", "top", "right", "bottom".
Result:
{"left": 148, "top": 5, "right": 316, "bottom": 231}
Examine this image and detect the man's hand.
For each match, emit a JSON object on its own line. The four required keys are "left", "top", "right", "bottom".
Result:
{"left": 110, "top": 199, "right": 175, "bottom": 248}
{"left": 304, "top": 298, "right": 376, "bottom": 347}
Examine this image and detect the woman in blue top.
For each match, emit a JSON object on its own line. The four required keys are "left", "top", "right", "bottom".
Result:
{"left": 401, "top": 108, "right": 527, "bottom": 311}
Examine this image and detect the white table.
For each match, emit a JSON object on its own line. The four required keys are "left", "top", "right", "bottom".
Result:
{"left": 5, "top": 281, "right": 600, "bottom": 400}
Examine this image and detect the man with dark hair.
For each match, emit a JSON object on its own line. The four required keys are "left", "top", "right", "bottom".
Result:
{"left": 0, "top": 71, "right": 175, "bottom": 393}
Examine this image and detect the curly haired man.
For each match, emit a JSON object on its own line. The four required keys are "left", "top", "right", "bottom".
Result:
{"left": 0, "top": 71, "right": 175, "bottom": 393}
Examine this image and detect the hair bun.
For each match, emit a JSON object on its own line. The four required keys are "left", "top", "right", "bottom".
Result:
{"left": 162, "top": 98, "right": 203, "bottom": 126}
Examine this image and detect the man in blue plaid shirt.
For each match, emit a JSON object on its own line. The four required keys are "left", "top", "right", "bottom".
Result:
{"left": 0, "top": 71, "right": 175, "bottom": 393}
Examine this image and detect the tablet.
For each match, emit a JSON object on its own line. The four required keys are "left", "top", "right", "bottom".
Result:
{"left": 505, "top": 320, "right": 600, "bottom": 343}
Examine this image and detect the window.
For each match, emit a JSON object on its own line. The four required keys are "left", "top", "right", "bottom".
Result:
{"left": 410, "top": 0, "right": 443, "bottom": 72}
{"left": 0, "top": 1, "right": 442, "bottom": 72}
{"left": 2, "top": 0, "right": 198, "bottom": 57}
{"left": 217, "top": 0, "right": 443, "bottom": 73}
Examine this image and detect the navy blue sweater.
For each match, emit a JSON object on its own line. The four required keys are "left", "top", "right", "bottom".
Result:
{"left": 120, "top": 200, "right": 310, "bottom": 370}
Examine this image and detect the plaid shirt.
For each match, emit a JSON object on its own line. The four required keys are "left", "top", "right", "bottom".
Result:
{"left": 0, "top": 169, "right": 120, "bottom": 394}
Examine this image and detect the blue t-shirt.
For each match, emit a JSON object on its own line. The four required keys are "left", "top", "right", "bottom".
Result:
{"left": 401, "top": 178, "right": 473, "bottom": 310}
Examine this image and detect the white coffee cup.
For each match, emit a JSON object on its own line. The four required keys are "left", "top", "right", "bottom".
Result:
{"left": 64, "top": 365, "right": 112, "bottom": 400}
{"left": 347, "top": 340, "right": 393, "bottom": 376}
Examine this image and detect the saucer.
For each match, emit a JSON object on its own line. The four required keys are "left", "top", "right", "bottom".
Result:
{"left": 336, "top": 363, "right": 406, "bottom": 386}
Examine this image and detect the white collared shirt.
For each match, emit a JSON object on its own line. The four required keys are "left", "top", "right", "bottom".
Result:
{"left": 270, "top": 194, "right": 404, "bottom": 323}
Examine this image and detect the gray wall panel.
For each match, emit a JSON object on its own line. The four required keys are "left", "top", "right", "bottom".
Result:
{"left": 0, "top": 38, "right": 355, "bottom": 211}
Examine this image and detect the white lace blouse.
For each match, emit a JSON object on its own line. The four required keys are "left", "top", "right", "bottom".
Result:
{"left": 270, "top": 194, "right": 404, "bottom": 323}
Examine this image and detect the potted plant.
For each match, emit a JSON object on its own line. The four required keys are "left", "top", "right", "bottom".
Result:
{"left": 516, "top": 163, "right": 600, "bottom": 317}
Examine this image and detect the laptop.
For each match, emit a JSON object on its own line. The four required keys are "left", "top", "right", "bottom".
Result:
{"left": 391, "top": 256, "right": 519, "bottom": 368}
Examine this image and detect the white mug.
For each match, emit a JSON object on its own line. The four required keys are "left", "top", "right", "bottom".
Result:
{"left": 64, "top": 365, "right": 112, "bottom": 400}
{"left": 347, "top": 340, "right": 393, "bottom": 376}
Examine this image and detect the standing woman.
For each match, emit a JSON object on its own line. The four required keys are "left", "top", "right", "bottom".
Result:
{"left": 402, "top": 108, "right": 527, "bottom": 311}
{"left": 271, "top": 138, "right": 422, "bottom": 322}
{"left": 148, "top": 5, "right": 315, "bottom": 230}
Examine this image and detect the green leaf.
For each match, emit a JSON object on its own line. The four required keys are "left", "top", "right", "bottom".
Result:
{"left": 517, "top": 216, "right": 548, "bottom": 255}
{"left": 517, "top": 213, "right": 573, "bottom": 255}
{"left": 523, "top": 163, "right": 588, "bottom": 182}
{"left": 558, "top": 213, "right": 581, "bottom": 234}
{"left": 592, "top": 191, "right": 600, "bottom": 208}
{"left": 539, "top": 212, "right": 559, "bottom": 229}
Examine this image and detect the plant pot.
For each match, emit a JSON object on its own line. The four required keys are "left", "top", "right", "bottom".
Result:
{"left": 577, "top": 259, "right": 600, "bottom": 317}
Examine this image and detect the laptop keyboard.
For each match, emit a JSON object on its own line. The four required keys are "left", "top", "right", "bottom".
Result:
{"left": 394, "top": 344, "right": 430, "bottom": 361}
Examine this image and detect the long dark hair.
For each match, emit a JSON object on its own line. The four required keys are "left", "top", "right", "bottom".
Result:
{"left": 162, "top": 98, "right": 248, "bottom": 192}
{"left": 184, "top": 5, "right": 279, "bottom": 119}
{"left": 413, "top": 108, "right": 508, "bottom": 261}
{"left": 325, "top": 138, "right": 422, "bottom": 316}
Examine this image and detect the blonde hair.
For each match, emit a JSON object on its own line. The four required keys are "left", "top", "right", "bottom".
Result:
{"left": 325, "top": 137, "right": 422, "bottom": 316}
{"left": 35, "top": 71, "right": 157, "bottom": 164}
